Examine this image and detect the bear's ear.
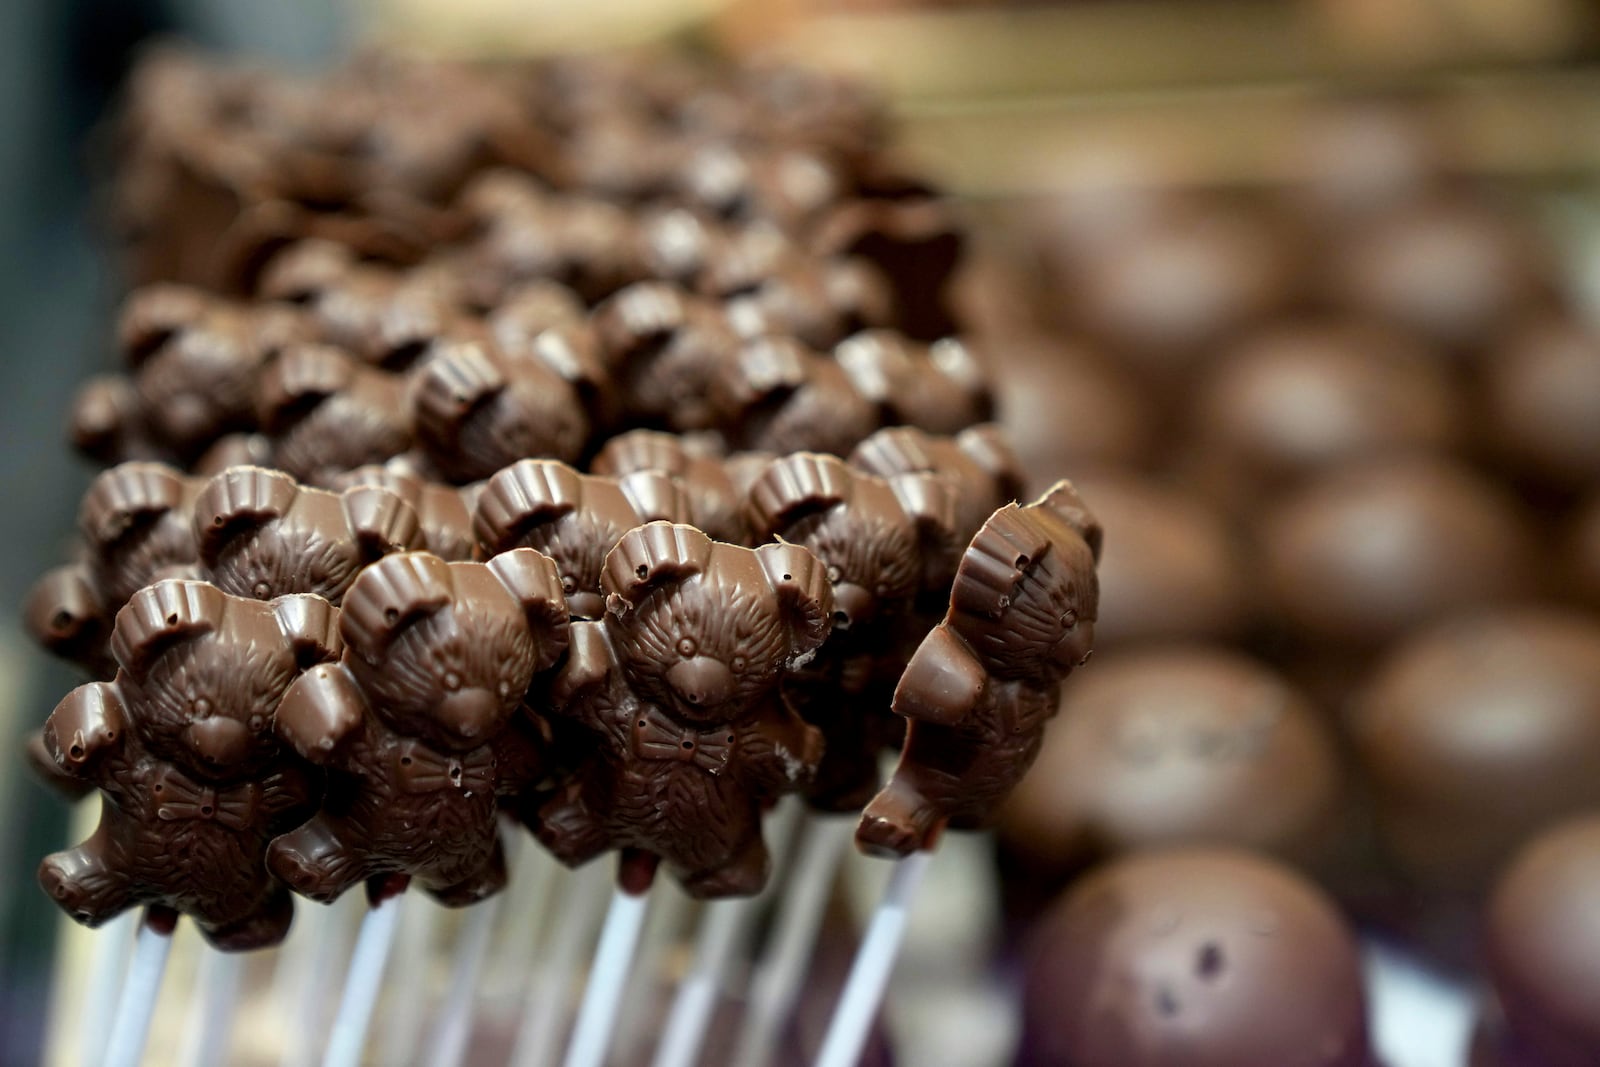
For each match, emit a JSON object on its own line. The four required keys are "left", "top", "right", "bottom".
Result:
{"left": 338, "top": 552, "right": 453, "bottom": 656}
{"left": 78, "top": 462, "right": 191, "bottom": 550}
{"left": 1032, "top": 480, "right": 1103, "bottom": 564}
{"left": 755, "top": 542, "right": 834, "bottom": 664}
{"left": 410, "top": 340, "right": 506, "bottom": 442}
{"left": 271, "top": 594, "right": 343, "bottom": 667}
{"left": 617, "top": 471, "right": 692, "bottom": 526}
{"left": 956, "top": 424, "right": 1026, "bottom": 504}
{"left": 591, "top": 429, "right": 687, "bottom": 479}
{"left": 340, "top": 485, "right": 423, "bottom": 558}
{"left": 748, "top": 453, "right": 852, "bottom": 538}
{"left": 721, "top": 335, "right": 809, "bottom": 411}
{"left": 602, "top": 522, "right": 713, "bottom": 608}
{"left": 23, "top": 565, "right": 107, "bottom": 663}
{"left": 487, "top": 548, "right": 571, "bottom": 673}
{"left": 848, "top": 425, "right": 934, "bottom": 480}
{"left": 949, "top": 504, "right": 1053, "bottom": 623}
{"left": 888, "top": 471, "right": 961, "bottom": 589}
{"left": 473, "top": 459, "right": 583, "bottom": 554}
{"left": 530, "top": 321, "right": 614, "bottom": 413}
{"left": 111, "top": 579, "right": 226, "bottom": 679}
{"left": 43, "top": 681, "right": 127, "bottom": 775}
{"left": 117, "top": 284, "right": 209, "bottom": 366}
{"left": 256, "top": 343, "right": 353, "bottom": 431}
{"left": 257, "top": 237, "right": 356, "bottom": 304}
{"left": 193, "top": 466, "right": 301, "bottom": 566}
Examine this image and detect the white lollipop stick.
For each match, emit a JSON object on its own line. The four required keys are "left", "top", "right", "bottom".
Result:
{"left": 276, "top": 895, "right": 359, "bottom": 1067}
{"left": 731, "top": 814, "right": 854, "bottom": 1067}
{"left": 812, "top": 850, "right": 934, "bottom": 1067}
{"left": 79, "top": 909, "right": 139, "bottom": 1066}
{"left": 323, "top": 890, "right": 405, "bottom": 1067}
{"left": 483, "top": 837, "right": 558, "bottom": 1019}
{"left": 104, "top": 913, "right": 175, "bottom": 1067}
{"left": 560, "top": 874, "right": 654, "bottom": 1067}
{"left": 374, "top": 894, "right": 443, "bottom": 1067}
{"left": 424, "top": 890, "right": 504, "bottom": 1067}
{"left": 176, "top": 946, "right": 245, "bottom": 1067}
{"left": 649, "top": 898, "right": 747, "bottom": 1067}
{"left": 508, "top": 861, "right": 611, "bottom": 1067}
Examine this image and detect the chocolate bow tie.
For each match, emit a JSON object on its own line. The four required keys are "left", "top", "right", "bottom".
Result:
{"left": 394, "top": 739, "right": 495, "bottom": 795}
{"left": 630, "top": 707, "right": 735, "bottom": 775}
{"left": 153, "top": 769, "right": 260, "bottom": 831}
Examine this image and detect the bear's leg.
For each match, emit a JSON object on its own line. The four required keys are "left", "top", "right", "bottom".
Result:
{"left": 268, "top": 816, "right": 369, "bottom": 905}
{"left": 38, "top": 844, "right": 134, "bottom": 927}
{"left": 535, "top": 781, "right": 611, "bottom": 868}
{"left": 679, "top": 834, "right": 770, "bottom": 900}
{"left": 201, "top": 886, "right": 295, "bottom": 951}
{"left": 428, "top": 834, "right": 509, "bottom": 908}
{"left": 856, "top": 776, "right": 943, "bottom": 859}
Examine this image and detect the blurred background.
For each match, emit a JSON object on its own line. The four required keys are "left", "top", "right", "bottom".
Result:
{"left": 2, "top": 1, "right": 1599, "bottom": 1065}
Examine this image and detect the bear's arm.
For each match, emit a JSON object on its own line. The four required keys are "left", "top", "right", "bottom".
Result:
{"left": 275, "top": 663, "right": 365, "bottom": 765}
{"left": 545, "top": 622, "right": 616, "bottom": 732}
{"left": 42, "top": 681, "right": 128, "bottom": 779}
{"left": 891, "top": 624, "right": 987, "bottom": 727}
{"left": 735, "top": 702, "right": 824, "bottom": 794}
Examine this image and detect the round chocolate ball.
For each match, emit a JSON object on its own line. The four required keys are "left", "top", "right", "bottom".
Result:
{"left": 1259, "top": 457, "right": 1533, "bottom": 649}
{"left": 1482, "top": 318, "right": 1600, "bottom": 490}
{"left": 1192, "top": 320, "right": 1459, "bottom": 509}
{"left": 1473, "top": 814, "right": 1600, "bottom": 1067}
{"left": 1071, "top": 473, "right": 1249, "bottom": 648}
{"left": 1351, "top": 610, "right": 1600, "bottom": 895}
{"left": 1000, "top": 646, "right": 1342, "bottom": 878}
{"left": 1021, "top": 848, "right": 1376, "bottom": 1067}
{"left": 1327, "top": 197, "right": 1549, "bottom": 353}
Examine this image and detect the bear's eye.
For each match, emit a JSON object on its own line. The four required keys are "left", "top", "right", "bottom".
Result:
{"left": 561, "top": 575, "right": 577, "bottom": 596}
{"left": 730, "top": 655, "right": 747, "bottom": 673}
{"left": 677, "top": 637, "right": 697, "bottom": 657}
{"left": 826, "top": 565, "right": 842, "bottom": 584}
{"left": 498, "top": 681, "right": 512, "bottom": 698}
{"left": 248, "top": 714, "right": 266, "bottom": 732}
{"left": 445, "top": 671, "right": 463, "bottom": 691}
{"left": 191, "top": 697, "right": 212, "bottom": 718}
{"left": 253, "top": 580, "right": 272, "bottom": 599}
{"left": 1060, "top": 610, "right": 1078, "bottom": 629}
{"left": 875, "top": 581, "right": 890, "bottom": 597}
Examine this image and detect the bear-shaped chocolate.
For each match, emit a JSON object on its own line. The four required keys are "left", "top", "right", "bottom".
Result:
{"left": 591, "top": 281, "right": 742, "bottom": 434}
{"left": 25, "top": 462, "right": 205, "bottom": 676}
{"left": 409, "top": 333, "right": 592, "bottom": 483}
{"left": 255, "top": 342, "right": 412, "bottom": 486}
{"left": 849, "top": 423, "right": 1025, "bottom": 553}
{"left": 267, "top": 548, "right": 568, "bottom": 904}
{"left": 330, "top": 462, "right": 479, "bottom": 562}
{"left": 834, "top": 331, "right": 991, "bottom": 436}
{"left": 711, "top": 335, "right": 879, "bottom": 459}
{"left": 857, "top": 483, "right": 1102, "bottom": 857}
{"left": 748, "top": 453, "right": 957, "bottom": 810}
{"left": 474, "top": 459, "right": 690, "bottom": 620}
{"left": 36, "top": 579, "right": 340, "bottom": 949}
{"left": 590, "top": 430, "right": 751, "bottom": 546}
{"left": 193, "top": 466, "right": 424, "bottom": 605}
{"left": 535, "top": 522, "right": 831, "bottom": 897}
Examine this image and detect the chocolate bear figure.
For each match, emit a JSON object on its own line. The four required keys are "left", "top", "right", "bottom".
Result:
{"left": 857, "top": 483, "right": 1102, "bottom": 857}
{"left": 331, "top": 463, "right": 479, "bottom": 561}
{"left": 711, "top": 335, "right": 879, "bottom": 459}
{"left": 474, "top": 459, "right": 689, "bottom": 620}
{"left": 25, "top": 462, "right": 204, "bottom": 676}
{"left": 536, "top": 522, "right": 830, "bottom": 897}
{"left": 591, "top": 430, "right": 751, "bottom": 545}
{"left": 834, "top": 330, "right": 993, "bottom": 436}
{"left": 37, "top": 580, "right": 340, "bottom": 948}
{"left": 749, "top": 454, "right": 957, "bottom": 810}
{"left": 193, "top": 466, "right": 424, "bottom": 604}
{"left": 850, "top": 424, "right": 1026, "bottom": 552}
{"left": 268, "top": 549, "right": 568, "bottom": 904}
{"left": 256, "top": 343, "right": 412, "bottom": 486}
{"left": 591, "top": 282, "right": 742, "bottom": 433}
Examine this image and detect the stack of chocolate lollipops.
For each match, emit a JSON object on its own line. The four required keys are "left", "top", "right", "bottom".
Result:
{"left": 25, "top": 47, "right": 1102, "bottom": 1067}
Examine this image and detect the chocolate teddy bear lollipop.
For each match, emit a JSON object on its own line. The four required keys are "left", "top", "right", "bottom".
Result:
{"left": 25, "top": 462, "right": 205, "bottom": 676}
{"left": 711, "top": 335, "right": 879, "bottom": 459}
{"left": 748, "top": 453, "right": 957, "bottom": 810}
{"left": 536, "top": 522, "right": 831, "bottom": 897}
{"left": 834, "top": 330, "right": 993, "bottom": 437}
{"left": 267, "top": 548, "right": 568, "bottom": 904}
{"left": 330, "top": 462, "right": 479, "bottom": 562}
{"left": 590, "top": 430, "right": 751, "bottom": 545}
{"left": 849, "top": 423, "right": 1025, "bottom": 551}
{"left": 254, "top": 342, "right": 412, "bottom": 486}
{"left": 37, "top": 579, "right": 340, "bottom": 949}
{"left": 474, "top": 459, "right": 691, "bottom": 620}
{"left": 857, "top": 483, "right": 1101, "bottom": 857}
{"left": 591, "top": 281, "right": 742, "bottom": 434}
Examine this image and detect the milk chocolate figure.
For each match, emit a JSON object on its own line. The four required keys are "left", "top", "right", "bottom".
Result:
{"left": 536, "top": 523, "right": 830, "bottom": 897}
{"left": 331, "top": 463, "right": 478, "bottom": 561}
{"left": 834, "top": 331, "right": 992, "bottom": 435}
{"left": 474, "top": 459, "right": 689, "bottom": 619}
{"left": 712, "top": 335, "right": 879, "bottom": 459}
{"left": 857, "top": 484, "right": 1101, "bottom": 856}
{"left": 254, "top": 343, "right": 412, "bottom": 486}
{"left": 268, "top": 549, "right": 568, "bottom": 904}
{"left": 37, "top": 580, "right": 340, "bottom": 949}
{"left": 749, "top": 453, "right": 956, "bottom": 809}
{"left": 591, "top": 430, "right": 750, "bottom": 545}
{"left": 591, "top": 282, "right": 741, "bottom": 433}
{"left": 194, "top": 466, "right": 423, "bottom": 605}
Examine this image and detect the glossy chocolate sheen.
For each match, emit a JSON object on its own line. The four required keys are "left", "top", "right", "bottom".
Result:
{"left": 849, "top": 424, "right": 1025, "bottom": 550}
{"left": 590, "top": 429, "right": 751, "bottom": 546}
{"left": 999, "top": 646, "right": 1341, "bottom": 877}
{"left": 1260, "top": 458, "right": 1532, "bottom": 649}
{"left": 857, "top": 482, "right": 1100, "bottom": 856}
{"left": 1478, "top": 815, "right": 1600, "bottom": 1067}
{"left": 534, "top": 522, "right": 831, "bottom": 897}
{"left": 834, "top": 330, "right": 992, "bottom": 436}
{"left": 329, "top": 463, "right": 479, "bottom": 562}
{"left": 255, "top": 342, "right": 412, "bottom": 485}
{"left": 748, "top": 452, "right": 957, "bottom": 810}
{"left": 268, "top": 549, "right": 568, "bottom": 904}
{"left": 591, "top": 281, "right": 742, "bottom": 433}
{"left": 1020, "top": 848, "right": 1376, "bottom": 1067}
{"left": 1482, "top": 318, "right": 1600, "bottom": 490}
{"left": 37, "top": 580, "right": 341, "bottom": 949}
{"left": 1351, "top": 610, "right": 1600, "bottom": 895}
{"left": 711, "top": 334, "right": 879, "bottom": 459}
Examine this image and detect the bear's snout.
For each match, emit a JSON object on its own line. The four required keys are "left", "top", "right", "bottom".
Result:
{"left": 666, "top": 656, "right": 734, "bottom": 708}
{"left": 437, "top": 686, "right": 502, "bottom": 739}
{"left": 831, "top": 582, "right": 875, "bottom": 630}
{"left": 185, "top": 716, "right": 252, "bottom": 767}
